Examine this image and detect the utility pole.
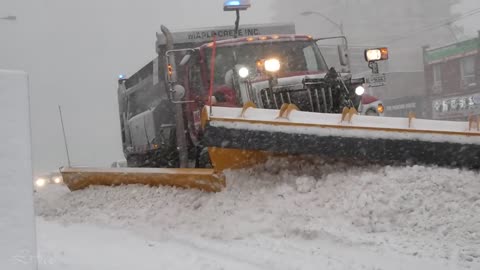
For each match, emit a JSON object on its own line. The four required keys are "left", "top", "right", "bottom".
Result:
{"left": 58, "top": 106, "right": 72, "bottom": 167}
{"left": 300, "top": 11, "right": 344, "bottom": 36}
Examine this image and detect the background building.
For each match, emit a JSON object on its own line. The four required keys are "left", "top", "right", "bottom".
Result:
{"left": 273, "top": 0, "right": 461, "bottom": 118}
{"left": 423, "top": 32, "right": 480, "bottom": 121}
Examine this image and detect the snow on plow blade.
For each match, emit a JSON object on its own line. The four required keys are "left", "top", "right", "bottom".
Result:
{"left": 203, "top": 105, "right": 480, "bottom": 170}
{"left": 61, "top": 167, "right": 225, "bottom": 192}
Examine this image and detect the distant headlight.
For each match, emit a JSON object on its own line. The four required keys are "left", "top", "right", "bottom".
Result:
{"left": 355, "top": 86, "right": 365, "bottom": 96}
{"left": 264, "top": 58, "right": 281, "bottom": 73}
{"left": 53, "top": 177, "right": 62, "bottom": 184}
{"left": 377, "top": 103, "right": 385, "bottom": 114}
{"left": 35, "top": 178, "right": 46, "bottom": 187}
{"left": 238, "top": 67, "right": 249, "bottom": 78}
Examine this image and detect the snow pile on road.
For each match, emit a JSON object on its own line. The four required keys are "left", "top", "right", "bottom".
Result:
{"left": 36, "top": 163, "right": 480, "bottom": 267}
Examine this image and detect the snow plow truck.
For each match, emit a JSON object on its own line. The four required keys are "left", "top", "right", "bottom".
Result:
{"left": 61, "top": 19, "right": 480, "bottom": 192}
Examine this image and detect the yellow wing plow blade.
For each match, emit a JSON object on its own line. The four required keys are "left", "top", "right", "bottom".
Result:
{"left": 61, "top": 167, "right": 225, "bottom": 192}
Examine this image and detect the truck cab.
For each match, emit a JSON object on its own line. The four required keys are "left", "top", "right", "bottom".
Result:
{"left": 176, "top": 34, "right": 369, "bottom": 125}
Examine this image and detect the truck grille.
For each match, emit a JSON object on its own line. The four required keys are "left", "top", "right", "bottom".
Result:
{"left": 260, "top": 79, "right": 345, "bottom": 113}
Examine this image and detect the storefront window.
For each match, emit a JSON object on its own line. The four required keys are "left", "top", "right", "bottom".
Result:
{"left": 433, "top": 64, "right": 442, "bottom": 83}
{"left": 460, "top": 56, "right": 476, "bottom": 87}
{"left": 432, "top": 64, "right": 442, "bottom": 93}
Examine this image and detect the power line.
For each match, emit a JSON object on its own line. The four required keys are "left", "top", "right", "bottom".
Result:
{"left": 384, "top": 8, "right": 480, "bottom": 44}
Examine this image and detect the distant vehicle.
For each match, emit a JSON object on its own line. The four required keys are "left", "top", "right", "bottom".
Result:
{"left": 359, "top": 94, "right": 385, "bottom": 116}
{"left": 34, "top": 171, "right": 63, "bottom": 189}
{"left": 111, "top": 160, "right": 128, "bottom": 168}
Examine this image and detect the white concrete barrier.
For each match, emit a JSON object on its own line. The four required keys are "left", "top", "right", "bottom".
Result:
{"left": 0, "top": 70, "right": 37, "bottom": 270}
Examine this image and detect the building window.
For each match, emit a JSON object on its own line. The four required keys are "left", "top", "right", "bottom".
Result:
{"left": 460, "top": 56, "right": 476, "bottom": 88}
{"left": 432, "top": 64, "right": 442, "bottom": 93}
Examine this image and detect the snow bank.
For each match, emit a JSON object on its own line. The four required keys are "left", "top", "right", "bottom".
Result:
{"left": 0, "top": 70, "right": 37, "bottom": 270}
{"left": 36, "top": 163, "right": 480, "bottom": 268}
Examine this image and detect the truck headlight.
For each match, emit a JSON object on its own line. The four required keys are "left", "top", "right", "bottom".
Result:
{"left": 35, "top": 178, "right": 46, "bottom": 187}
{"left": 238, "top": 67, "right": 249, "bottom": 78}
{"left": 355, "top": 86, "right": 365, "bottom": 96}
{"left": 264, "top": 58, "right": 281, "bottom": 73}
{"left": 364, "top": 47, "right": 388, "bottom": 62}
{"left": 53, "top": 177, "right": 62, "bottom": 184}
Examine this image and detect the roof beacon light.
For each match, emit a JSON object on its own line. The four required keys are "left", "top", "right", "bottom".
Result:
{"left": 224, "top": 0, "right": 251, "bottom": 11}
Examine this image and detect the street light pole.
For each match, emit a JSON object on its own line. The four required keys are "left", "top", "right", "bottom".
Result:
{"left": 0, "top": 15, "right": 16, "bottom": 21}
{"left": 300, "top": 11, "right": 344, "bottom": 36}
{"left": 300, "top": 11, "right": 350, "bottom": 72}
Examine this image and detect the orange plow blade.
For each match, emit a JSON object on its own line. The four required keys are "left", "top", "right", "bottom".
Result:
{"left": 61, "top": 167, "right": 225, "bottom": 192}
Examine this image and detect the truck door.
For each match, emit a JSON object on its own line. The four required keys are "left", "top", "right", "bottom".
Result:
{"left": 185, "top": 55, "right": 205, "bottom": 145}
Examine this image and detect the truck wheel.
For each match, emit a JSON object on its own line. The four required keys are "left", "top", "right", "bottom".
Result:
{"left": 126, "top": 155, "right": 143, "bottom": 167}
{"left": 365, "top": 109, "right": 379, "bottom": 116}
{"left": 197, "top": 147, "right": 212, "bottom": 168}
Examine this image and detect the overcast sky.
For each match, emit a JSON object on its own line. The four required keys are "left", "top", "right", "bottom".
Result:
{"left": 1, "top": 0, "right": 478, "bottom": 175}
{"left": 453, "top": 0, "right": 480, "bottom": 37}
{"left": 0, "top": 0, "right": 274, "bottom": 174}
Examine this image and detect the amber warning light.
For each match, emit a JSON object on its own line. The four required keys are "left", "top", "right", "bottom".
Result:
{"left": 365, "top": 47, "right": 389, "bottom": 62}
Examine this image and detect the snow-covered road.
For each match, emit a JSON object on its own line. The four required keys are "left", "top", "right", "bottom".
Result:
{"left": 35, "top": 163, "right": 480, "bottom": 269}
{"left": 37, "top": 218, "right": 454, "bottom": 270}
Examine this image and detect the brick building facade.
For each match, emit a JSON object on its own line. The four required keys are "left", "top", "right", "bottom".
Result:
{"left": 423, "top": 32, "right": 480, "bottom": 120}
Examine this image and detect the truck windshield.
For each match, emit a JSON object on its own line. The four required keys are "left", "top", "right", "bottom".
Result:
{"left": 127, "top": 86, "right": 162, "bottom": 117}
{"left": 205, "top": 40, "right": 328, "bottom": 86}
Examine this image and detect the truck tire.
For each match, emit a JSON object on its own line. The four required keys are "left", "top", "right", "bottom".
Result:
{"left": 196, "top": 147, "right": 212, "bottom": 168}
{"left": 127, "top": 154, "right": 145, "bottom": 167}
{"left": 365, "top": 109, "right": 379, "bottom": 116}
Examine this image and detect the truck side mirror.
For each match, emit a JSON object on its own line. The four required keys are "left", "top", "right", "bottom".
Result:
{"left": 164, "top": 48, "right": 196, "bottom": 103}
{"left": 179, "top": 54, "right": 191, "bottom": 66}
{"left": 338, "top": 45, "right": 349, "bottom": 67}
{"left": 173, "top": 84, "right": 186, "bottom": 100}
